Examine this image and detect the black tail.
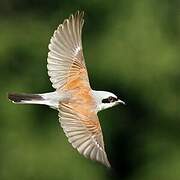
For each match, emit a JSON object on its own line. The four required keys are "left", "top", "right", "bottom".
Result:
{"left": 8, "top": 93, "right": 43, "bottom": 103}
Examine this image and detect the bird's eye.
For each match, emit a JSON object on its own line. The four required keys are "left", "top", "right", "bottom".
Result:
{"left": 108, "top": 96, "right": 116, "bottom": 102}
{"left": 102, "top": 96, "right": 117, "bottom": 103}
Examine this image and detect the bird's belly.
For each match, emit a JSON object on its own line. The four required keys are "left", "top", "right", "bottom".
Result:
{"left": 63, "top": 88, "right": 96, "bottom": 116}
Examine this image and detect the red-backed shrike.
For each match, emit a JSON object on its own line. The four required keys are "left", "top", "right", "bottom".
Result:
{"left": 8, "top": 11, "right": 125, "bottom": 168}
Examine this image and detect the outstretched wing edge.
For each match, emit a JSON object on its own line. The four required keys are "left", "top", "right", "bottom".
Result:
{"left": 58, "top": 102, "right": 111, "bottom": 168}
{"left": 47, "top": 11, "right": 90, "bottom": 90}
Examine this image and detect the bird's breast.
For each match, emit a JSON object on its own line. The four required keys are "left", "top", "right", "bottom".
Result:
{"left": 63, "top": 88, "right": 97, "bottom": 117}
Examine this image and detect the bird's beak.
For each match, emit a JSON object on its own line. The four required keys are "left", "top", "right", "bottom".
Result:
{"left": 117, "top": 99, "right": 126, "bottom": 105}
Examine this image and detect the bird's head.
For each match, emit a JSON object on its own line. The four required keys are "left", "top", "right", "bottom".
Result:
{"left": 92, "top": 90, "right": 125, "bottom": 112}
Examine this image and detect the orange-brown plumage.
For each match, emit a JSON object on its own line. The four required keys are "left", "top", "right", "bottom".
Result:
{"left": 8, "top": 11, "right": 126, "bottom": 168}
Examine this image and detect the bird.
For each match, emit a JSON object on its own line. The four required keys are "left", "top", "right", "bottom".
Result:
{"left": 8, "top": 11, "right": 125, "bottom": 168}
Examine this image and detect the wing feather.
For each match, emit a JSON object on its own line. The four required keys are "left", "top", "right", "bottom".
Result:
{"left": 59, "top": 103, "right": 111, "bottom": 168}
{"left": 47, "top": 11, "right": 88, "bottom": 90}
{"left": 48, "top": 11, "right": 110, "bottom": 167}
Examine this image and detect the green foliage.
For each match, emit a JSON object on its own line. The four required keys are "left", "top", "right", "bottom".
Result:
{"left": 0, "top": 0, "right": 180, "bottom": 179}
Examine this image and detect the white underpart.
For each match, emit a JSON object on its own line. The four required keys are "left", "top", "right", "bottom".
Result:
{"left": 21, "top": 91, "right": 68, "bottom": 110}
{"left": 39, "top": 91, "right": 63, "bottom": 109}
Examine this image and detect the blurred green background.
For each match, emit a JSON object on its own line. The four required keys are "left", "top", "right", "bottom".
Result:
{"left": 0, "top": 0, "right": 180, "bottom": 179}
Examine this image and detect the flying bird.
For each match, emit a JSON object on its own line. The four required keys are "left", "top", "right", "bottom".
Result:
{"left": 8, "top": 11, "right": 125, "bottom": 168}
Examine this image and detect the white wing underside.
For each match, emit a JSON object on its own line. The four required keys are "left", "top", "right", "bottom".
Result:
{"left": 59, "top": 103, "right": 111, "bottom": 167}
{"left": 47, "top": 11, "right": 85, "bottom": 90}
{"left": 47, "top": 11, "right": 111, "bottom": 167}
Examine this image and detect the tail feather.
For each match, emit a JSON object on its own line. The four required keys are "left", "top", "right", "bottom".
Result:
{"left": 8, "top": 91, "right": 60, "bottom": 109}
{"left": 8, "top": 93, "right": 44, "bottom": 104}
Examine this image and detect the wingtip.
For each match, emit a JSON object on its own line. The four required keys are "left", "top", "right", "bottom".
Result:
{"left": 74, "top": 10, "right": 85, "bottom": 19}
{"left": 106, "top": 161, "right": 111, "bottom": 169}
{"left": 79, "top": 10, "right": 85, "bottom": 17}
{"left": 65, "top": 10, "right": 85, "bottom": 26}
{"left": 102, "top": 156, "right": 111, "bottom": 168}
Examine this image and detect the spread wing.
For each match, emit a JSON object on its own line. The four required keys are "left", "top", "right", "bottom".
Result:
{"left": 47, "top": 11, "right": 90, "bottom": 90}
{"left": 59, "top": 102, "right": 111, "bottom": 168}
{"left": 48, "top": 11, "right": 110, "bottom": 167}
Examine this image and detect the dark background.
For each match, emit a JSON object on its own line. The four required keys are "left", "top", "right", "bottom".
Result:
{"left": 0, "top": 0, "right": 180, "bottom": 179}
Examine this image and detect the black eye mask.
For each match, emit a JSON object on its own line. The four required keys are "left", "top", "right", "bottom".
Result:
{"left": 102, "top": 96, "right": 117, "bottom": 103}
